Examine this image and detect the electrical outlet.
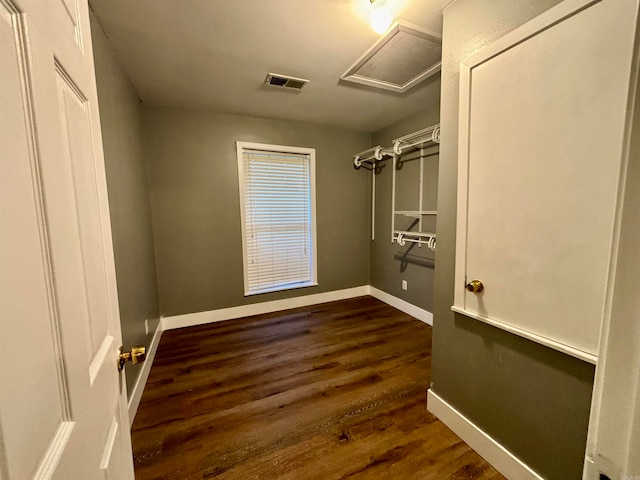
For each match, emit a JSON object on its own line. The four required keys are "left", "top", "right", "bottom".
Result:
{"left": 402, "top": 280, "right": 408, "bottom": 291}
{"left": 144, "top": 319, "right": 149, "bottom": 336}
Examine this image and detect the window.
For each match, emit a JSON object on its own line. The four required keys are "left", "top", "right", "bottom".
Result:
{"left": 236, "top": 142, "right": 317, "bottom": 295}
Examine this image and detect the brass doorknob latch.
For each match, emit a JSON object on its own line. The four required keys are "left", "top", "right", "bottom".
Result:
{"left": 118, "top": 345, "right": 146, "bottom": 371}
{"left": 465, "top": 279, "right": 484, "bottom": 293}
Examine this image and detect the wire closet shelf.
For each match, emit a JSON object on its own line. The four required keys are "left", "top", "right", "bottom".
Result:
{"left": 353, "top": 123, "right": 440, "bottom": 169}
{"left": 352, "top": 123, "right": 440, "bottom": 249}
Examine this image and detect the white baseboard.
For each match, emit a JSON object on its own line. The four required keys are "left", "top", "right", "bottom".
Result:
{"left": 162, "top": 285, "right": 370, "bottom": 330}
{"left": 369, "top": 286, "right": 433, "bottom": 325}
{"left": 127, "top": 320, "right": 163, "bottom": 426}
{"left": 162, "top": 285, "right": 433, "bottom": 330}
{"left": 427, "top": 390, "right": 543, "bottom": 480}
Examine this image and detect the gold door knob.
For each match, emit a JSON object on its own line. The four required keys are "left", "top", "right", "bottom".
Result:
{"left": 118, "top": 345, "right": 146, "bottom": 371}
{"left": 465, "top": 279, "right": 484, "bottom": 293}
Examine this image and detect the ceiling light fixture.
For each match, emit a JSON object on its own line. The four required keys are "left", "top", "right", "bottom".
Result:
{"left": 369, "top": 0, "right": 393, "bottom": 34}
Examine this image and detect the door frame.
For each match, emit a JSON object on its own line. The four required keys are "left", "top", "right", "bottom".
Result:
{"left": 584, "top": 0, "right": 640, "bottom": 475}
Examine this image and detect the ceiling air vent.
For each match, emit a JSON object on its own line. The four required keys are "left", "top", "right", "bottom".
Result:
{"left": 265, "top": 73, "right": 309, "bottom": 90}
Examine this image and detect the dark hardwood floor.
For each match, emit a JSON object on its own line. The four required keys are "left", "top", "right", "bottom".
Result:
{"left": 131, "top": 296, "right": 504, "bottom": 480}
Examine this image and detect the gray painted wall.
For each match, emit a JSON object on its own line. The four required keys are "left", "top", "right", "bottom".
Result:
{"left": 431, "top": 1, "right": 595, "bottom": 479}
{"left": 370, "top": 107, "right": 440, "bottom": 312}
{"left": 91, "top": 15, "right": 161, "bottom": 395}
{"left": 142, "top": 107, "right": 371, "bottom": 317}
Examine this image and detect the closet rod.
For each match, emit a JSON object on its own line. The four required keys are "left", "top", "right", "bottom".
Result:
{"left": 396, "top": 150, "right": 439, "bottom": 163}
{"left": 393, "top": 252, "right": 435, "bottom": 268}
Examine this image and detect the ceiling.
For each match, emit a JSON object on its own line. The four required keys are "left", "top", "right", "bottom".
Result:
{"left": 89, "top": 0, "right": 450, "bottom": 133}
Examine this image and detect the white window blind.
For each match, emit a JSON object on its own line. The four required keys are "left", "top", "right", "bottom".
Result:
{"left": 237, "top": 142, "right": 317, "bottom": 295}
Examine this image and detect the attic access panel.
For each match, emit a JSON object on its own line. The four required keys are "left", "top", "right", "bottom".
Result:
{"left": 341, "top": 21, "right": 442, "bottom": 93}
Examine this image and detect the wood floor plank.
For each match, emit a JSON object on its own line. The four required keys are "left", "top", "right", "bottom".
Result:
{"left": 131, "top": 296, "right": 505, "bottom": 479}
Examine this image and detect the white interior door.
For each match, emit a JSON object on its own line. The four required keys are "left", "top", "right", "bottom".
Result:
{"left": 453, "top": 0, "right": 638, "bottom": 363}
{"left": 0, "top": 0, "right": 134, "bottom": 478}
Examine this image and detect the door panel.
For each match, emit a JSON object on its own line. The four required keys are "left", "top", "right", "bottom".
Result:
{"left": 99, "top": 411, "right": 125, "bottom": 480}
{"left": 453, "top": 0, "right": 637, "bottom": 361}
{"left": 54, "top": 66, "right": 111, "bottom": 358}
{"left": 466, "top": 3, "right": 623, "bottom": 354}
{"left": 0, "top": 3, "right": 73, "bottom": 477}
{"left": 56, "top": 0, "right": 82, "bottom": 50}
{"left": 0, "top": 0, "right": 134, "bottom": 478}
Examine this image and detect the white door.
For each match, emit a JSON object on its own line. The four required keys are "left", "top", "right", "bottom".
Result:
{"left": 452, "top": 0, "right": 638, "bottom": 363}
{"left": 0, "top": 0, "right": 134, "bottom": 478}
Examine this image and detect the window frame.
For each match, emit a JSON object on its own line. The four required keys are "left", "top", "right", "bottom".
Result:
{"left": 236, "top": 141, "right": 318, "bottom": 296}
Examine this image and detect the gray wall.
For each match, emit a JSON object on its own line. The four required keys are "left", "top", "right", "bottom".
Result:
{"left": 370, "top": 107, "right": 440, "bottom": 311}
{"left": 142, "top": 107, "right": 371, "bottom": 317}
{"left": 431, "top": 1, "right": 595, "bottom": 479}
{"left": 91, "top": 15, "right": 161, "bottom": 395}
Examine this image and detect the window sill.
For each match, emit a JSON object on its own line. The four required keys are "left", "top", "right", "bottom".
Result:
{"left": 244, "top": 281, "right": 319, "bottom": 297}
